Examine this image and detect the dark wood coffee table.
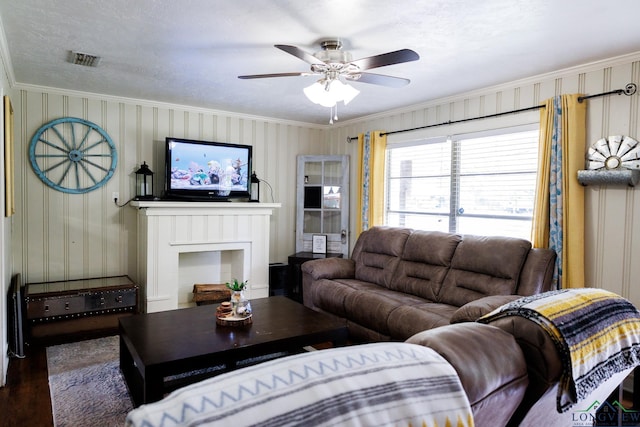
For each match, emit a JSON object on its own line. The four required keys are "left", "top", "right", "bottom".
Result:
{"left": 119, "top": 296, "right": 348, "bottom": 406}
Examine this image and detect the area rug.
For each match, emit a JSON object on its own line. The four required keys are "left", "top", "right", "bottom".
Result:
{"left": 46, "top": 336, "right": 311, "bottom": 426}
{"left": 47, "top": 335, "right": 133, "bottom": 427}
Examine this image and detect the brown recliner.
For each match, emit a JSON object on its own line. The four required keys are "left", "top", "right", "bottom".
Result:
{"left": 406, "top": 323, "right": 529, "bottom": 427}
{"left": 483, "top": 316, "right": 563, "bottom": 426}
{"left": 482, "top": 314, "right": 633, "bottom": 427}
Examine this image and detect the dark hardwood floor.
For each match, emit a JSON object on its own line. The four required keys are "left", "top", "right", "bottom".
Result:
{"left": 0, "top": 318, "right": 125, "bottom": 427}
{"left": 0, "top": 344, "right": 53, "bottom": 427}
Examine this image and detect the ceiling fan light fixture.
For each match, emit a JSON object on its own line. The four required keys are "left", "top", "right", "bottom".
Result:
{"left": 332, "top": 80, "right": 360, "bottom": 105}
{"left": 303, "top": 79, "right": 359, "bottom": 108}
{"left": 304, "top": 81, "right": 336, "bottom": 107}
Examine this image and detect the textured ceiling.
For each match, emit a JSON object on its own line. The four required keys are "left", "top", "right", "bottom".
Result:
{"left": 1, "top": 0, "right": 640, "bottom": 125}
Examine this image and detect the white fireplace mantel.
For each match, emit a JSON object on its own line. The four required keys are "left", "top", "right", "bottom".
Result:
{"left": 131, "top": 201, "right": 280, "bottom": 313}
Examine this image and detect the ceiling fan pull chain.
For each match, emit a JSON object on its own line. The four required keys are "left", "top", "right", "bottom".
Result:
{"left": 329, "top": 105, "right": 334, "bottom": 124}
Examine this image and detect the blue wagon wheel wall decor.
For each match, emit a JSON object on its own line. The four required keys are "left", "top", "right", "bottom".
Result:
{"left": 29, "top": 117, "right": 117, "bottom": 194}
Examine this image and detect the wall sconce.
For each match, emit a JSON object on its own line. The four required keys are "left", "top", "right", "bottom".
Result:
{"left": 135, "top": 161, "right": 154, "bottom": 200}
{"left": 249, "top": 172, "right": 260, "bottom": 202}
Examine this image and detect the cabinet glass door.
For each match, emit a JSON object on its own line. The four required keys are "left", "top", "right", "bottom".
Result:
{"left": 296, "top": 155, "right": 349, "bottom": 257}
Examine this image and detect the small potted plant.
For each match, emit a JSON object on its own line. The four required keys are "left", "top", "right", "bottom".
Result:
{"left": 225, "top": 279, "right": 251, "bottom": 317}
{"left": 225, "top": 278, "right": 247, "bottom": 292}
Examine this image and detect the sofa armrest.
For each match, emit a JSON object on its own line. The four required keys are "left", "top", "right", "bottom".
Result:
{"left": 302, "top": 258, "right": 355, "bottom": 309}
{"left": 517, "top": 248, "right": 556, "bottom": 295}
{"left": 450, "top": 295, "right": 522, "bottom": 323}
{"left": 407, "top": 323, "right": 528, "bottom": 427}
{"left": 481, "top": 316, "right": 563, "bottom": 426}
{"left": 301, "top": 258, "right": 355, "bottom": 280}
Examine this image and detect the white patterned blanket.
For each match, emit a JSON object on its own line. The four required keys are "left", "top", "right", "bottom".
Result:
{"left": 479, "top": 288, "right": 640, "bottom": 412}
{"left": 125, "top": 342, "right": 474, "bottom": 427}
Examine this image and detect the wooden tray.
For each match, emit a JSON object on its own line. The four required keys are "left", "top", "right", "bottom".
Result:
{"left": 216, "top": 313, "right": 252, "bottom": 327}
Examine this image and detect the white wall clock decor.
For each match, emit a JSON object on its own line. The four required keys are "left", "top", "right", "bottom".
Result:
{"left": 29, "top": 117, "right": 117, "bottom": 194}
{"left": 587, "top": 135, "right": 640, "bottom": 170}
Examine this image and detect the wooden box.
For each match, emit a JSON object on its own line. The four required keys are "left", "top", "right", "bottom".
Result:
{"left": 192, "top": 284, "right": 231, "bottom": 305}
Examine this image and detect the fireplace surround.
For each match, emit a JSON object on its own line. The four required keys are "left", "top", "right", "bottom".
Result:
{"left": 131, "top": 201, "right": 280, "bottom": 313}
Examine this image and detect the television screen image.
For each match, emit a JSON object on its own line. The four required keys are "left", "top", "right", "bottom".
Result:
{"left": 165, "top": 138, "right": 252, "bottom": 200}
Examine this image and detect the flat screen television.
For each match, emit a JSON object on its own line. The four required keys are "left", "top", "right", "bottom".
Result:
{"left": 164, "top": 137, "right": 252, "bottom": 201}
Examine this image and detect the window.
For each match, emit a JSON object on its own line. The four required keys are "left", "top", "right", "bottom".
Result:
{"left": 385, "top": 125, "right": 539, "bottom": 239}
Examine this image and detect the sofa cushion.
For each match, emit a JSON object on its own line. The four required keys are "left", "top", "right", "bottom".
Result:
{"left": 386, "top": 303, "right": 457, "bottom": 340}
{"left": 311, "top": 278, "right": 378, "bottom": 318}
{"left": 351, "top": 227, "right": 412, "bottom": 288}
{"left": 438, "top": 235, "right": 531, "bottom": 307}
{"left": 390, "top": 230, "right": 461, "bottom": 301}
{"left": 343, "top": 287, "right": 429, "bottom": 336}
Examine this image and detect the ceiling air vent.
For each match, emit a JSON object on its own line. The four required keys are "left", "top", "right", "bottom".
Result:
{"left": 68, "top": 51, "right": 101, "bottom": 67}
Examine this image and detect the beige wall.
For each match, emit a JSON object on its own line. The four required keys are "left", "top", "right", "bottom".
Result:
{"left": 328, "top": 52, "right": 640, "bottom": 307}
{"left": 10, "top": 52, "right": 640, "bottom": 307}
{"left": 11, "top": 89, "right": 325, "bottom": 287}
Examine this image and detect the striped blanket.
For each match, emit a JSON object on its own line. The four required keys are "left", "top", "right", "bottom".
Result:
{"left": 479, "top": 288, "right": 640, "bottom": 412}
{"left": 125, "top": 342, "right": 474, "bottom": 427}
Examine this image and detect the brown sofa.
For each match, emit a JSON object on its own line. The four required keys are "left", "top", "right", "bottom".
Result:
{"left": 302, "top": 226, "right": 556, "bottom": 341}
{"left": 126, "top": 289, "right": 638, "bottom": 427}
{"left": 407, "top": 320, "right": 634, "bottom": 427}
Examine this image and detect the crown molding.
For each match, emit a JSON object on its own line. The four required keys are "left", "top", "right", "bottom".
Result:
{"left": 336, "top": 50, "right": 640, "bottom": 127}
{"left": 11, "top": 81, "right": 328, "bottom": 131}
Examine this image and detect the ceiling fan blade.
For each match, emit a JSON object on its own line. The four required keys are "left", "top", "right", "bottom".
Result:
{"left": 275, "top": 44, "right": 322, "bottom": 65}
{"left": 347, "top": 72, "right": 410, "bottom": 88}
{"left": 350, "top": 49, "right": 419, "bottom": 71}
{"left": 238, "top": 72, "right": 310, "bottom": 79}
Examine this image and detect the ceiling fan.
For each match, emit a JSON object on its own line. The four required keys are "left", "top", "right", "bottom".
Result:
{"left": 238, "top": 39, "right": 420, "bottom": 89}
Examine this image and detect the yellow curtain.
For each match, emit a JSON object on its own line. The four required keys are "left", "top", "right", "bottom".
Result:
{"left": 356, "top": 131, "right": 387, "bottom": 234}
{"left": 531, "top": 94, "right": 586, "bottom": 289}
{"left": 356, "top": 133, "right": 365, "bottom": 234}
{"left": 531, "top": 97, "right": 553, "bottom": 248}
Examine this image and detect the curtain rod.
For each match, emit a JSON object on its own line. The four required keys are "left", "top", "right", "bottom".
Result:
{"left": 346, "top": 83, "right": 637, "bottom": 142}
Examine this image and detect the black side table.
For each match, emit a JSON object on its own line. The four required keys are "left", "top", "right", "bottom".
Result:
{"left": 287, "top": 252, "right": 343, "bottom": 303}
